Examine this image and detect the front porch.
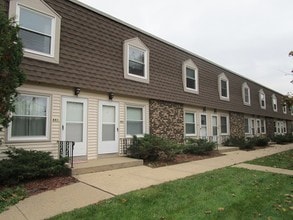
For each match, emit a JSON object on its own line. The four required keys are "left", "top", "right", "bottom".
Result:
{"left": 72, "top": 156, "right": 143, "bottom": 175}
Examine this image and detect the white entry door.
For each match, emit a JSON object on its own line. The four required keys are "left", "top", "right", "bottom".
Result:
{"left": 211, "top": 115, "right": 218, "bottom": 142}
{"left": 98, "top": 101, "right": 119, "bottom": 154}
{"left": 61, "top": 97, "right": 87, "bottom": 156}
{"left": 200, "top": 114, "right": 207, "bottom": 138}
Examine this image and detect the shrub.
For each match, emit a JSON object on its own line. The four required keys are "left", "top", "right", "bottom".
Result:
{"left": 0, "top": 147, "right": 70, "bottom": 185}
{"left": 127, "top": 135, "right": 180, "bottom": 162}
{"left": 271, "top": 134, "right": 293, "bottom": 144}
{"left": 253, "top": 136, "right": 269, "bottom": 147}
{"left": 223, "top": 137, "right": 246, "bottom": 147}
{"left": 183, "top": 138, "right": 216, "bottom": 155}
{"left": 223, "top": 136, "right": 268, "bottom": 150}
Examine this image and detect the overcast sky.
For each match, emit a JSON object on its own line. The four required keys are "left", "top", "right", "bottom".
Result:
{"left": 80, "top": 0, "right": 293, "bottom": 95}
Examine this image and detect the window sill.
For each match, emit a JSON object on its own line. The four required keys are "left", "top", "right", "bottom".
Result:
{"left": 7, "top": 137, "right": 50, "bottom": 143}
{"left": 184, "top": 87, "right": 199, "bottom": 94}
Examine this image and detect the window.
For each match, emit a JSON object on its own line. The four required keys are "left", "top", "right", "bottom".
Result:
{"left": 218, "top": 73, "right": 229, "bottom": 101}
{"left": 10, "top": 0, "right": 61, "bottom": 63}
{"left": 126, "top": 106, "right": 144, "bottom": 136}
{"left": 185, "top": 112, "right": 196, "bottom": 136}
{"left": 272, "top": 94, "right": 277, "bottom": 112}
{"left": 244, "top": 118, "right": 249, "bottom": 134}
{"left": 275, "top": 121, "right": 287, "bottom": 135}
{"left": 259, "top": 89, "right": 266, "bottom": 109}
{"left": 261, "top": 119, "right": 266, "bottom": 134}
{"left": 8, "top": 94, "right": 50, "bottom": 141}
{"left": 251, "top": 119, "right": 255, "bottom": 135}
{"left": 124, "top": 38, "right": 149, "bottom": 83}
{"left": 19, "top": 6, "right": 53, "bottom": 55}
{"left": 220, "top": 116, "right": 228, "bottom": 134}
{"left": 283, "top": 104, "right": 287, "bottom": 114}
{"left": 242, "top": 82, "right": 251, "bottom": 105}
{"left": 256, "top": 119, "right": 261, "bottom": 134}
{"left": 200, "top": 114, "right": 207, "bottom": 137}
{"left": 182, "top": 59, "right": 198, "bottom": 94}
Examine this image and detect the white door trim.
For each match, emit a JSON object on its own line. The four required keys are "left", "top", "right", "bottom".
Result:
{"left": 61, "top": 97, "right": 87, "bottom": 156}
{"left": 98, "top": 101, "right": 119, "bottom": 154}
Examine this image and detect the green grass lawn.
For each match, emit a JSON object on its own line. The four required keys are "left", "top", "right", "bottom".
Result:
{"left": 247, "top": 149, "right": 293, "bottom": 170}
{"left": 0, "top": 186, "right": 26, "bottom": 213}
{"left": 50, "top": 167, "right": 293, "bottom": 220}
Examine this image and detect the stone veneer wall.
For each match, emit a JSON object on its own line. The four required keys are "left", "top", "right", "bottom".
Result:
{"left": 230, "top": 112, "right": 245, "bottom": 138}
{"left": 287, "top": 120, "right": 293, "bottom": 134}
{"left": 266, "top": 117, "right": 275, "bottom": 138}
{"left": 149, "top": 99, "right": 184, "bottom": 143}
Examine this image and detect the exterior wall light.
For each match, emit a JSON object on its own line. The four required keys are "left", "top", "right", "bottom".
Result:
{"left": 109, "top": 92, "right": 114, "bottom": 100}
{"left": 74, "top": 87, "right": 81, "bottom": 96}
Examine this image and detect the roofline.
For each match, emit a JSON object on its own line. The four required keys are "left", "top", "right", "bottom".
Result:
{"left": 70, "top": 0, "right": 285, "bottom": 96}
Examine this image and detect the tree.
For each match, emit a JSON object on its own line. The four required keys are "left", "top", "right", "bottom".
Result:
{"left": 283, "top": 51, "right": 293, "bottom": 110}
{"left": 0, "top": 8, "right": 26, "bottom": 129}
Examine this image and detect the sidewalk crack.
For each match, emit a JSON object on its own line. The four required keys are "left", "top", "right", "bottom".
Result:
{"left": 78, "top": 181, "right": 117, "bottom": 197}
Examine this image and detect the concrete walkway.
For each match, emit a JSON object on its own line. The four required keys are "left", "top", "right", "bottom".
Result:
{"left": 0, "top": 144, "right": 292, "bottom": 220}
{"left": 233, "top": 163, "right": 293, "bottom": 175}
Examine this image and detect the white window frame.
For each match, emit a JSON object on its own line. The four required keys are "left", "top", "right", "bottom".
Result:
{"left": 244, "top": 118, "right": 250, "bottom": 134}
{"left": 259, "top": 89, "right": 266, "bottom": 109}
{"left": 275, "top": 120, "right": 287, "bottom": 135}
{"left": 8, "top": 93, "right": 50, "bottom": 142}
{"left": 283, "top": 104, "right": 287, "bottom": 114}
{"left": 184, "top": 112, "right": 197, "bottom": 137}
{"left": 260, "top": 119, "right": 266, "bottom": 134}
{"left": 218, "top": 73, "right": 230, "bottom": 101}
{"left": 242, "top": 82, "right": 251, "bottom": 106}
{"left": 9, "top": 0, "right": 61, "bottom": 64}
{"left": 220, "top": 115, "right": 229, "bottom": 135}
{"left": 200, "top": 113, "right": 208, "bottom": 138}
{"left": 272, "top": 94, "right": 277, "bottom": 112}
{"left": 125, "top": 105, "right": 145, "bottom": 138}
{"left": 182, "top": 59, "right": 199, "bottom": 94}
{"left": 123, "top": 37, "right": 149, "bottom": 84}
{"left": 256, "top": 119, "right": 261, "bottom": 134}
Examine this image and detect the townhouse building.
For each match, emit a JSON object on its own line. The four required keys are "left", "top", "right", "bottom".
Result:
{"left": 1, "top": 0, "right": 292, "bottom": 160}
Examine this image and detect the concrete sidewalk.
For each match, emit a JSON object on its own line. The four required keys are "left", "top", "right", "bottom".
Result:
{"left": 0, "top": 144, "right": 292, "bottom": 220}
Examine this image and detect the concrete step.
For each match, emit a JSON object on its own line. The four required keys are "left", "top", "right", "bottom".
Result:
{"left": 217, "top": 146, "right": 239, "bottom": 153}
{"left": 72, "top": 156, "right": 143, "bottom": 175}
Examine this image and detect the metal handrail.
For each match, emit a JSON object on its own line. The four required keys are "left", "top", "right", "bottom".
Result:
{"left": 58, "top": 141, "right": 75, "bottom": 168}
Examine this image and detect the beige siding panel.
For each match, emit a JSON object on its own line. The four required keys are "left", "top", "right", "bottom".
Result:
{"left": 119, "top": 102, "right": 125, "bottom": 139}
{"left": 117, "top": 96, "right": 149, "bottom": 138}
{"left": 1, "top": 83, "right": 151, "bottom": 160}
{"left": 87, "top": 98, "right": 98, "bottom": 160}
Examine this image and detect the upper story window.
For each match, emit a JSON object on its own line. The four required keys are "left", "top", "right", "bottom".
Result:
{"left": 185, "top": 112, "right": 196, "bottom": 136}
{"left": 8, "top": 94, "right": 50, "bottom": 141}
{"left": 9, "top": 0, "right": 61, "bottom": 63}
{"left": 272, "top": 94, "right": 277, "bottom": 112}
{"left": 124, "top": 37, "right": 149, "bottom": 84}
{"left": 242, "top": 82, "right": 251, "bottom": 106}
{"left": 218, "top": 73, "right": 229, "bottom": 101}
{"left": 182, "top": 59, "right": 199, "bottom": 94}
{"left": 283, "top": 103, "right": 287, "bottom": 114}
{"left": 19, "top": 7, "right": 53, "bottom": 54}
{"left": 259, "top": 89, "right": 266, "bottom": 109}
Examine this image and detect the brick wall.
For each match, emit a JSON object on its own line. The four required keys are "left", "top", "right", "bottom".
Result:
{"left": 149, "top": 99, "right": 184, "bottom": 142}
{"left": 266, "top": 117, "right": 275, "bottom": 138}
{"left": 230, "top": 112, "right": 245, "bottom": 138}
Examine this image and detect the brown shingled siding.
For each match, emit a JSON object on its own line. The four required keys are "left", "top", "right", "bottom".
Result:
{"left": 6, "top": 0, "right": 292, "bottom": 121}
